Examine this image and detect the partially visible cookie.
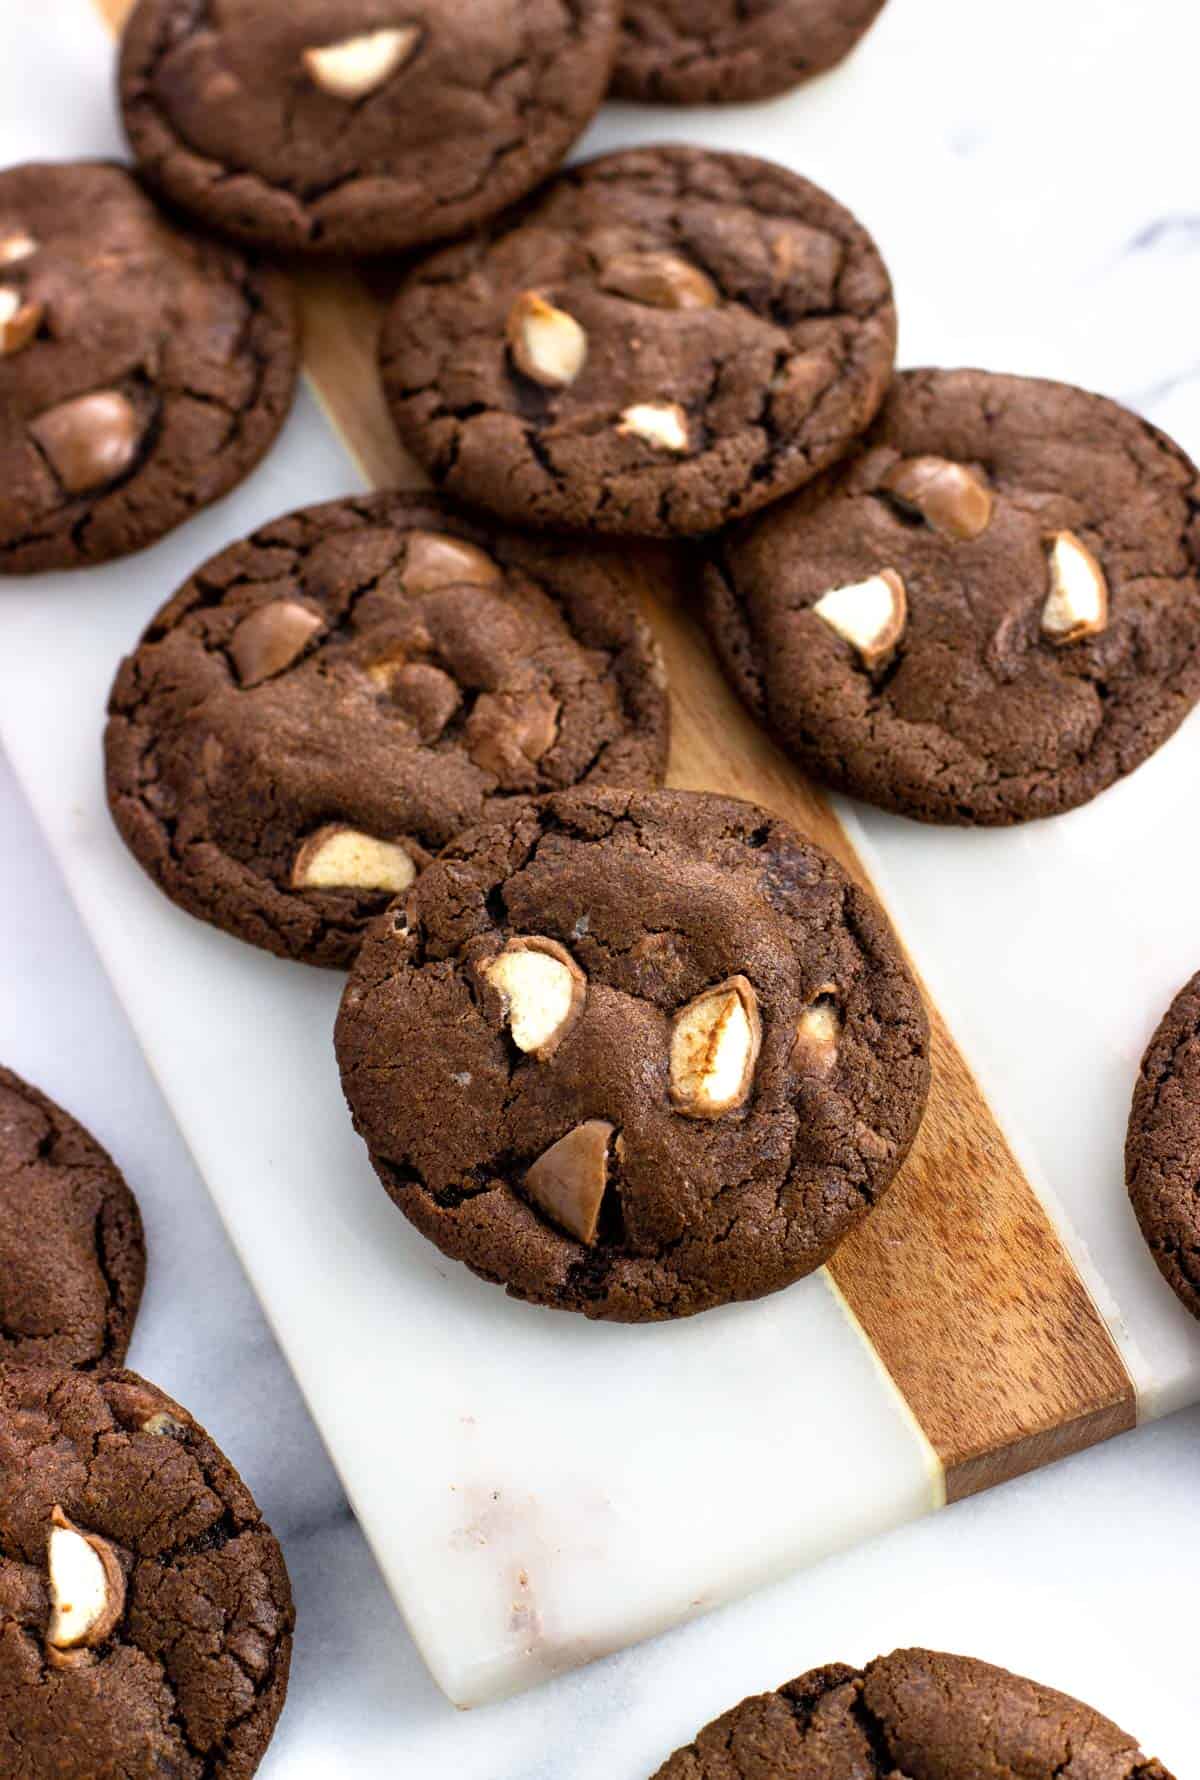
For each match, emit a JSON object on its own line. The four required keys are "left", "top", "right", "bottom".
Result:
{"left": 381, "top": 146, "right": 897, "bottom": 538}
{"left": 119, "top": 0, "right": 622, "bottom": 256}
{"left": 0, "top": 1363, "right": 293, "bottom": 1780}
{"left": 704, "top": 368, "right": 1200, "bottom": 824}
{"left": 105, "top": 493, "right": 671, "bottom": 969}
{"left": 614, "top": 0, "right": 888, "bottom": 105}
{"left": 651, "top": 1648, "right": 1175, "bottom": 1778}
{"left": 1127, "top": 971, "right": 1200, "bottom": 1321}
{"left": 335, "top": 786, "right": 929, "bottom": 1321}
{"left": 0, "top": 1068, "right": 145, "bottom": 1373}
{"left": 0, "top": 161, "right": 297, "bottom": 574}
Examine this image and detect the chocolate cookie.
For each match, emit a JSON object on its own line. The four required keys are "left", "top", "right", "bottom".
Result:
{"left": 0, "top": 1363, "right": 293, "bottom": 1780}
{"left": 614, "top": 0, "right": 888, "bottom": 106}
{"left": 0, "top": 1070, "right": 144, "bottom": 1374}
{"left": 380, "top": 146, "right": 897, "bottom": 538}
{"left": 651, "top": 1648, "right": 1174, "bottom": 1778}
{"left": 105, "top": 492, "right": 670, "bottom": 969}
{"left": 704, "top": 368, "right": 1200, "bottom": 824}
{"left": 1127, "top": 972, "right": 1200, "bottom": 1321}
{"left": 335, "top": 786, "right": 930, "bottom": 1320}
{"left": 119, "top": 0, "right": 621, "bottom": 257}
{"left": 0, "top": 161, "right": 297, "bottom": 574}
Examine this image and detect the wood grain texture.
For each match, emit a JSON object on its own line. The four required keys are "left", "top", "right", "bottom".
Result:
{"left": 94, "top": 0, "right": 1135, "bottom": 1500}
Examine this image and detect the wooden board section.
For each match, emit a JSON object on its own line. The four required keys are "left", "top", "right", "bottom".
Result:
{"left": 95, "top": 0, "right": 1135, "bottom": 1501}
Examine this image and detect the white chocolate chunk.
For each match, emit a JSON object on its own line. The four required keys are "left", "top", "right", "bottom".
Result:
{"left": 484, "top": 938, "right": 585, "bottom": 1059}
{"left": 293, "top": 827, "right": 415, "bottom": 893}
{"left": 0, "top": 286, "right": 42, "bottom": 356}
{"left": 812, "top": 569, "right": 907, "bottom": 668}
{"left": 670, "top": 976, "right": 761, "bottom": 1119}
{"left": 303, "top": 26, "right": 421, "bottom": 99}
{"left": 142, "top": 1411, "right": 187, "bottom": 1438}
{"left": 618, "top": 401, "right": 690, "bottom": 454}
{"left": 1041, "top": 530, "right": 1109, "bottom": 645}
{"left": 507, "top": 292, "right": 588, "bottom": 388}
{"left": 792, "top": 995, "right": 841, "bottom": 1077}
{"left": 0, "top": 232, "right": 36, "bottom": 264}
{"left": 46, "top": 1510, "right": 125, "bottom": 1651}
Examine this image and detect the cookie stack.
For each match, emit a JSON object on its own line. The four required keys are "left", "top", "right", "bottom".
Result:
{"left": 0, "top": 0, "right": 1193, "bottom": 1772}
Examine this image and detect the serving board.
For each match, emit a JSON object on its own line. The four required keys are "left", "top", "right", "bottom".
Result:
{"left": 1, "top": 0, "right": 1197, "bottom": 1709}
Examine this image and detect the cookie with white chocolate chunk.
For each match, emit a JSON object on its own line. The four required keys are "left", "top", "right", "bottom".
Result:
{"left": 104, "top": 493, "right": 670, "bottom": 969}
{"left": 0, "top": 161, "right": 297, "bottom": 573}
{"left": 0, "top": 1363, "right": 293, "bottom": 1780}
{"left": 335, "top": 786, "right": 929, "bottom": 1321}
{"left": 380, "top": 146, "right": 897, "bottom": 538}
{"left": 703, "top": 367, "right": 1200, "bottom": 824}
{"left": 118, "top": 0, "right": 622, "bottom": 256}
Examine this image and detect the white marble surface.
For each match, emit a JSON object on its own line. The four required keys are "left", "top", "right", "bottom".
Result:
{"left": 3, "top": 0, "right": 1200, "bottom": 1766}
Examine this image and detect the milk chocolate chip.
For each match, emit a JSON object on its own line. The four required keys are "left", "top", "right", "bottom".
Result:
{"left": 230, "top": 601, "right": 324, "bottom": 687}
{"left": 598, "top": 251, "right": 718, "bottom": 310}
{"left": 466, "top": 688, "right": 561, "bottom": 784}
{"left": 882, "top": 456, "right": 994, "bottom": 541}
{"left": 525, "top": 1120, "right": 615, "bottom": 1244}
{"left": 0, "top": 286, "right": 43, "bottom": 357}
{"left": 402, "top": 530, "right": 504, "bottom": 594}
{"left": 29, "top": 390, "right": 142, "bottom": 494}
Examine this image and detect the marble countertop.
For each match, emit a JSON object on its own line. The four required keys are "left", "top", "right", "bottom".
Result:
{"left": 3, "top": 0, "right": 1200, "bottom": 1769}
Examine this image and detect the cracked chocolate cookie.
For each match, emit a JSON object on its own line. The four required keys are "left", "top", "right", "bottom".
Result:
{"left": 0, "top": 1363, "right": 293, "bottom": 1780}
{"left": 614, "top": 0, "right": 888, "bottom": 106}
{"left": 380, "top": 146, "right": 897, "bottom": 538}
{"left": 105, "top": 492, "right": 671, "bottom": 969}
{"left": 335, "top": 786, "right": 930, "bottom": 1320}
{"left": 651, "top": 1648, "right": 1175, "bottom": 1778}
{"left": 118, "top": 0, "right": 622, "bottom": 257}
{"left": 704, "top": 368, "right": 1200, "bottom": 824}
{"left": 0, "top": 161, "right": 297, "bottom": 574}
{"left": 0, "top": 1069, "right": 145, "bottom": 1373}
{"left": 1127, "top": 971, "right": 1200, "bottom": 1322}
